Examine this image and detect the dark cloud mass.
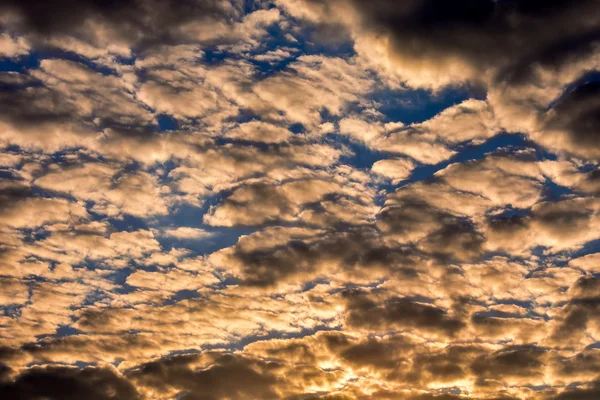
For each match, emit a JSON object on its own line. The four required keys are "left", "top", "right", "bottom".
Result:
{"left": 0, "top": 366, "right": 139, "bottom": 400}
{"left": 544, "top": 82, "right": 600, "bottom": 152}
{"left": 349, "top": 0, "right": 600, "bottom": 82}
{"left": 1, "top": 0, "right": 241, "bottom": 48}
{"left": 1, "top": 0, "right": 600, "bottom": 399}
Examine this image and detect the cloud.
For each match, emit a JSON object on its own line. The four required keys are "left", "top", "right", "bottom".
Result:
{"left": 280, "top": 0, "right": 600, "bottom": 89}
{"left": 1, "top": 1, "right": 600, "bottom": 398}
{"left": 204, "top": 177, "right": 375, "bottom": 227}
{"left": 0, "top": 365, "right": 139, "bottom": 400}
{"left": 129, "top": 352, "right": 281, "bottom": 400}
{"left": 339, "top": 117, "right": 455, "bottom": 164}
{"left": 343, "top": 290, "right": 465, "bottom": 337}
{"left": 160, "top": 227, "right": 213, "bottom": 240}
{"left": 253, "top": 55, "right": 375, "bottom": 126}
{"left": 436, "top": 155, "right": 544, "bottom": 209}
{"left": 569, "top": 253, "right": 600, "bottom": 274}
{"left": 126, "top": 268, "right": 218, "bottom": 292}
{"left": 1, "top": 0, "right": 247, "bottom": 50}
{"left": 538, "top": 82, "right": 600, "bottom": 160}
{"left": 0, "top": 278, "right": 29, "bottom": 306}
{"left": 371, "top": 158, "right": 415, "bottom": 184}
{"left": 485, "top": 197, "right": 600, "bottom": 255}
{"left": 225, "top": 121, "right": 293, "bottom": 143}
{"left": 0, "top": 33, "right": 29, "bottom": 57}
{"left": 0, "top": 180, "right": 89, "bottom": 229}
{"left": 35, "top": 163, "right": 169, "bottom": 217}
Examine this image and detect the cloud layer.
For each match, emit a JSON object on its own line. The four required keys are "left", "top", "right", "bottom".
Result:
{"left": 1, "top": 0, "right": 600, "bottom": 399}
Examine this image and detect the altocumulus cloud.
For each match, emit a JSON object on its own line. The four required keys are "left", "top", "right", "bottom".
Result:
{"left": 1, "top": 0, "right": 600, "bottom": 399}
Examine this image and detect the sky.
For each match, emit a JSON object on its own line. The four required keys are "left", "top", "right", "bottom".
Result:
{"left": 1, "top": 0, "right": 600, "bottom": 399}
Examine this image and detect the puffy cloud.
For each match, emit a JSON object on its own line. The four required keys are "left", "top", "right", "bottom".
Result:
{"left": 342, "top": 290, "right": 465, "bottom": 338}
{"left": 436, "top": 155, "right": 545, "bottom": 209}
{"left": 0, "top": 180, "right": 89, "bottom": 229}
{"left": 126, "top": 268, "right": 219, "bottom": 292}
{"left": 0, "top": 33, "right": 29, "bottom": 57}
{"left": 35, "top": 163, "right": 169, "bottom": 217}
{"left": 280, "top": 0, "right": 600, "bottom": 90}
{"left": 253, "top": 55, "right": 375, "bottom": 126}
{"left": 0, "top": 278, "right": 28, "bottom": 306}
{"left": 160, "top": 227, "right": 213, "bottom": 240}
{"left": 485, "top": 198, "right": 600, "bottom": 255}
{"left": 205, "top": 176, "right": 375, "bottom": 227}
{"left": 538, "top": 82, "right": 600, "bottom": 160}
{"left": 225, "top": 121, "right": 292, "bottom": 143}
{"left": 371, "top": 158, "right": 415, "bottom": 184}
{"left": 1, "top": 1, "right": 600, "bottom": 398}
{"left": 339, "top": 117, "right": 455, "bottom": 164}
{"left": 569, "top": 253, "right": 600, "bottom": 274}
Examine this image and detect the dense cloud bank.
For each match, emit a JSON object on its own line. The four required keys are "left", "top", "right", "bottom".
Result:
{"left": 1, "top": 0, "right": 600, "bottom": 399}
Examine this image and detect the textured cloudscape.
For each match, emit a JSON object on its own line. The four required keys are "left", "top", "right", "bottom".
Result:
{"left": 1, "top": 0, "right": 600, "bottom": 399}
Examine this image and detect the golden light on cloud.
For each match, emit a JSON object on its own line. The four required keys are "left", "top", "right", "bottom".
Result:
{"left": 1, "top": 0, "right": 600, "bottom": 399}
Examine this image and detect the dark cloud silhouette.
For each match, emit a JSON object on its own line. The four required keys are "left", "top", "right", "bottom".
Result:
{"left": 551, "top": 380, "right": 600, "bottom": 400}
{"left": 226, "top": 226, "right": 420, "bottom": 286}
{"left": 343, "top": 290, "right": 465, "bottom": 336}
{"left": 347, "top": 0, "right": 600, "bottom": 83}
{"left": 128, "top": 352, "right": 281, "bottom": 400}
{"left": 544, "top": 82, "right": 600, "bottom": 156}
{"left": 339, "top": 337, "right": 407, "bottom": 369}
{"left": 0, "top": 366, "right": 139, "bottom": 400}
{"left": 1, "top": 0, "right": 241, "bottom": 48}
{"left": 469, "top": 345, "right": 546, "bottom": 379}
{"left": 550, "top": 276, "right": 600, "bottom": 345}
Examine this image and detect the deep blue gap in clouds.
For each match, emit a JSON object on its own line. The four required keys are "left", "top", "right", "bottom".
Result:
{"left": 246, "top": 17, "right": 356, "bottom": 80}
{"left": 0, "top": 49, "right": 117, "bottom": 75}
{"left": 397, "top": 133, "right": 558, "bottom": 188}
{"left": 371, "top": 84, "right": 486, "bottom": 125}
{"left": 157, "top": 114, "right": 179, "bottom": 131}
{"left": 152, "top": 193, "right": 256, "bottom": 256}
{"left": 332, "top": 85, "right": 491, "bottom": 173}
{"left": 0, "top": 53, "right": 40, "bottom": 72}
{"left": 335, "top": 132, "right": 541, "bottom": 203}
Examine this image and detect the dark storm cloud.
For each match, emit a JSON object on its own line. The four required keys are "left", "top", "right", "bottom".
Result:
{"left": 128, "top": 352, "right": 281, "bottom": 400}
{"left": 346, "top": 0, "right": 600, "bottom": 84}
{"left": 555, "top": 348, "right": 600, "bottom": 377}
{"left": 0, "top": 85, "right": 77, "bottom": 128}
{"left": 343, "top": 290, "right": 465, "bottom": 336}
{"left": 419, "top": 219, "right": 485, "bottom": 262}
{"left": 469, "top": 345, "right": 546, "bottom": 379}
{"left": 339, "top": 337, "right": 408, "bottom": 369}
{"left": 225, "top": 226, "right": 420, "bottom": 287}
{"left": 0, "top": 366, "right": 139, "bottom": 400}
{"left": 550, "top": 276, "right": 600, "bottom": 345}
{"left": 551, "top": 380, "right": 600, "bottom": 400}
{"left": 544, "top": 82, "right": 600, "bottom": 156}
{"left": 1, "top": 0, "right": 242, "bottom": 48}
{"left": 378, "top": 197, "right": 485, "bottom": 261}
{"left": 0, "top": 181, "right": 32, "bottom": 209}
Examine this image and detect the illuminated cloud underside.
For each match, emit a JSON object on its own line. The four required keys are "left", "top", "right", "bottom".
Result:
{"left": 1, "top": 0, "right": 600, "bottom": 399}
